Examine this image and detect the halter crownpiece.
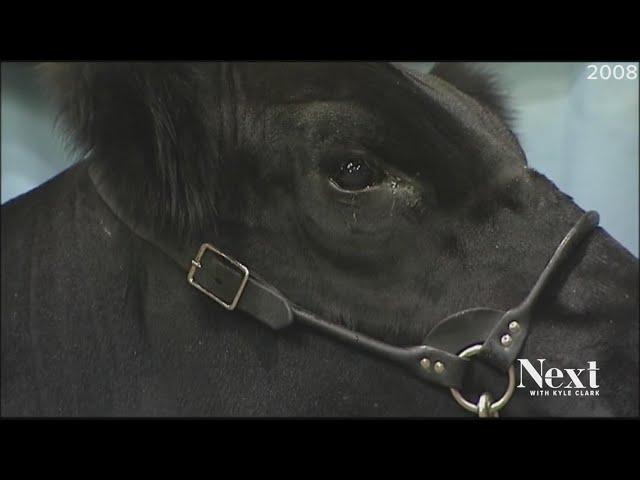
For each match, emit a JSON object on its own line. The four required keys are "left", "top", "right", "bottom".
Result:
{"left": 91, "top": 160, "right": 600, "bottom": 417}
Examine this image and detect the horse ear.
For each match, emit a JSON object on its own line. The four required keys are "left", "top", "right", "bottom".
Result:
{"left": 40, "top": 62, "right": 222, "bottom": 236}
{"left": 430, "top": 62, "right": 515, "bottom": 128}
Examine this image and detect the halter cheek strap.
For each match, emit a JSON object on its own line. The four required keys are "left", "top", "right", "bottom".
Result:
{"left": 89, "top": 162, "right": 599, "bottom": 416}
{"left": 176, "top": 239, "right": 471, "bottom": 390}
{"left": 183, "top": 211, "right": 599, "bottom": 394}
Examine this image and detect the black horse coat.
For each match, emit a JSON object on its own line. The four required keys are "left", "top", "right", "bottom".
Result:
{"left": 2, "top": 63, "right": 638, "bottom": 417}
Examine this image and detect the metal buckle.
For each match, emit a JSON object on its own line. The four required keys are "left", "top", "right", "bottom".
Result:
{"left": 187, "top": 243, "right": 250, "bottom": 311}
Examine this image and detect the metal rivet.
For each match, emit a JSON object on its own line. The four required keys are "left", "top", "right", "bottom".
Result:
{"left": 434, "top": 361, "right": 445, "bottom": 374}
{"left": 501, "top": 334, "right": 513, "bottom": 347}
{"left": 508, "top": 321, "right": 521, "bottom": 334}
{"left": 420, "top": 358, "right": 431, "bottom": 370}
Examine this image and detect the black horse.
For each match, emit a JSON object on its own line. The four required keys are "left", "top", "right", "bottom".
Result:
{"left": 1, "top": 63, "right": 637, "bottom": 416}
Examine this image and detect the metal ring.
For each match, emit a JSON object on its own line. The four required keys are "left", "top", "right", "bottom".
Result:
{"left": 477, "top": 392, "right": 495, "bottom": 418}
{"left": 449, "top": 344, "right": 516, "bottom": 415}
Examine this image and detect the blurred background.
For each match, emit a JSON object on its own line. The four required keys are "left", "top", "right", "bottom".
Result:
{"left": 2, "top": 62, "right": 638, "bottom": 256}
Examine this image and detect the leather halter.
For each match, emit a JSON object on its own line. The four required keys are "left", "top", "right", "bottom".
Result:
{"left": 89, "top": 163, "right": 600, "bottom": 416}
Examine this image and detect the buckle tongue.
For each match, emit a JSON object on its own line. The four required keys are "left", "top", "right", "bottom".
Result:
{"left": 187, "top": 243, "right": 250, "bottom": 311}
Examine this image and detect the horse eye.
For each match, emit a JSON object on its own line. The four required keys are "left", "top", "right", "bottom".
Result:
{"left": 330, "top": 157, "right": 383, "bottom": 191}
